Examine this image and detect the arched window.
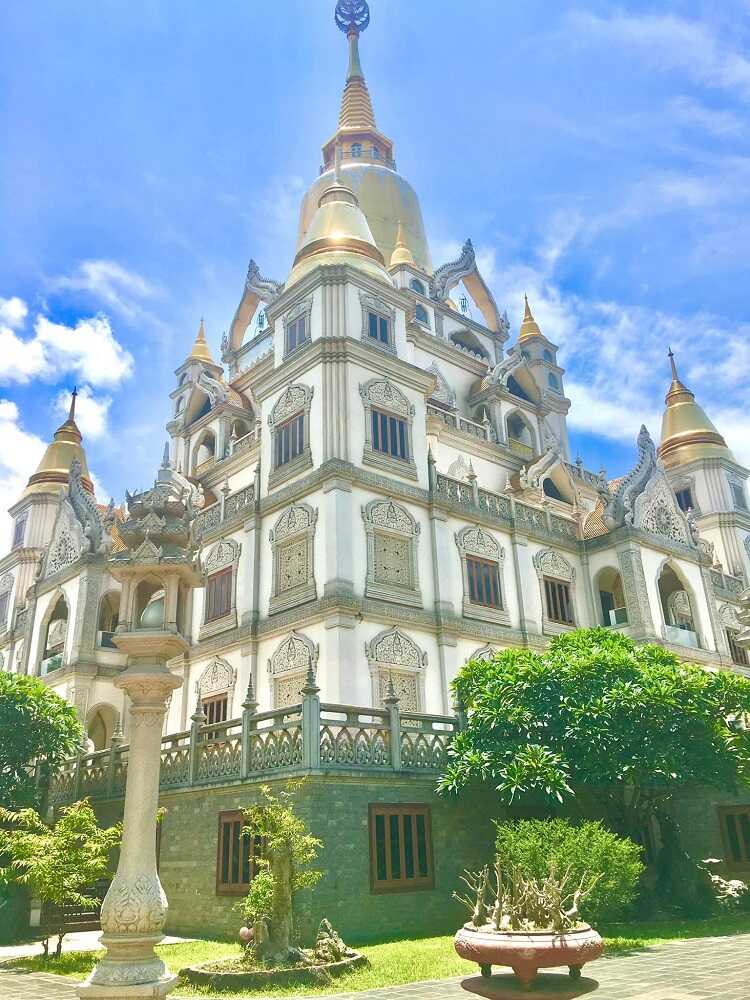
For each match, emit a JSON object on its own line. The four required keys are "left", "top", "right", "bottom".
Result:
{"left": 658, "top": 563, "right": 700, "bottom": 648}
{"left": 507, "top": 375, "right": 533, "bottom": 402}
{"left": 548, "top": 373, "right": 560, "bottom": 391}
{"left": 410, "top": 278, "right": 426, "bottom": 295}
{"left": 97, "top": 591, "right": 119, "bottom": 648}
{"left": 350, "top": 142, "right": 362, "bottom": 157}
{"left": 86, "top": 704, "right": 118, "bottom": 751}
{"left": 542, "top": 477, "right": 566, "bottom": 502}
{"left": 596, "top": 568, "right": 628, "bottom": 626}
{"left": 41, "top": 594, "right": 69, "bottom": 675}
{"left": 450, "top": 329, "right": 490, "bottom": 362}
{"left": 268, "top": 383, "right": 314, "bottom": 490}
{"left": 414, "top": 303, "right": 429, "bottom": 326}
{"left": 359, "top": 377, "right": 417, "bottom": 479}
{"left": 201, "top": 538, "right": 241, "bottom": 636}
{"left": 455, "top": 526, "right": 509, "bottom": 626}
{"left": 533, "top": 549, "right": 576, "bottom": 633}
{"left": 506, "top": 411, "right": 536, "bottom": 457}
{"left": 196, "top": 657, "right": 237, "bottom": 726}
{"left": 193, "top": 430, "right": 216, "bottom": 473}
{"left": 134, "top": 577, "right": 165, "bottom": 630}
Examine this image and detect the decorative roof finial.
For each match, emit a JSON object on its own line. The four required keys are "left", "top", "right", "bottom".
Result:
{"left": 69, "top": 386, "right": 78, "bottom": 422}
{"left": 668, "top": 346, "right": 678, "bottom": 381}
{"left": 519, "top": 294, "right": 543, "bottom": 341}
{"left": 161, "top": 441, "right": 170, "bottom": 469}
{"left": 335, "top": 0, "right": 370, "bottom": 37}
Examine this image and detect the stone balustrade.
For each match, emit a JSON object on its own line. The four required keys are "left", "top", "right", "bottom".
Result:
{"left": 193, "top": 483, "right": 256, "bottom": 540}
{"left": 46, "top": 690, "right": 459, "bottom": 806}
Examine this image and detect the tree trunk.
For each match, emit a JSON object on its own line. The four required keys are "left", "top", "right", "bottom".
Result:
{"left": 55, "top": 932, "right": 65, "bottom": 958}
{"left": 265, "top": 845, "right": 294, "bottom": 963}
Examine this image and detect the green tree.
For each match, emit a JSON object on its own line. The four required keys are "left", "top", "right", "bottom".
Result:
{"left": 0, "top": 673, "right": 83, "bottom": 810}
{"left": 440, "top": 628, "right": 750, "bottom": 842}
{"left": 0, "top": 799, "right": 121, "bottom": 956}
{"left": 241, "top": 783, "right": 321, "bottom": 965}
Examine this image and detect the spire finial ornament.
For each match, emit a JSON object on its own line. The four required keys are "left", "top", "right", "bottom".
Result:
{"left": 335, "top": 0, "right": 370, "bottom": 38}
{"left": 519, "top": 294, "right": 543, "bottom": 341}
{"left": 69, "top": 386, "right": 78, "bottom": 422}
{"left": 668, "top": 346, "right": 679, "bottom": 381}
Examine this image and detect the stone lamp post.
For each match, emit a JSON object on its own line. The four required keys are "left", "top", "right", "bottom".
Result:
{"left": 78, "top": 473, "right": 202, "bottom": 1000}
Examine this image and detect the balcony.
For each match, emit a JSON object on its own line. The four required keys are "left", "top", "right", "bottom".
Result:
{"left": 41, "top": 653, "right": 63, "bottom": 676}
{"left": 664, "top": 624, "right": 700, "bottom": 649}
{"left": 608, "top": 607, "right": 629, "bottom": 627}
{"left": 508, "top": 438, "right": 534, "bottom": 460}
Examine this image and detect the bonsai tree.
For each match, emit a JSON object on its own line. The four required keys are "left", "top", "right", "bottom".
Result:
{"left": 0, "top": 799, "right": 121, "bottom": 957}
{"left": 0, "top": 673, "right": 83, "bottom": 810}
{"left": 240, "top": 783, "right": 321, "bottom": 965}
{"left": 441, "top": 628, "right": 750, "bottom": 842}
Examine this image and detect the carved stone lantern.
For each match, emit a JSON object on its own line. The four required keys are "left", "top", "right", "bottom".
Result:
{"left": 78, "top": 475, "right": 202, "bottom": 1000}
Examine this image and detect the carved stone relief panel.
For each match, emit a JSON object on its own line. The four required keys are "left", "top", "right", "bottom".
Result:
{"left": 362, "top": 498, "right": 421, "bottom": 607}
{"left": 269, "top": 504, "right": 318, "bottom": 614}
{"left": 365, "top": 626, "right": 426, "bottom": 712}
{"left": 268, "top": 631, "right": 318, "bottom": 709}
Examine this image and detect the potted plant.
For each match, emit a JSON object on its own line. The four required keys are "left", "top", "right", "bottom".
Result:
{"left": 453, "top": 861, "right": 603, "bottom": 988}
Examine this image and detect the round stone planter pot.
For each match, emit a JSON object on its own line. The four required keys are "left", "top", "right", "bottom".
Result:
{"left": 454, "top": 923, "right": 603, "bottom": 989}
{"left": 180, "top": 951, "right": 367, "bottom": 990}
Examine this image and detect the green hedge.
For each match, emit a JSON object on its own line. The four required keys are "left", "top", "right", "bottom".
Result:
{"left": 495, "top": 818, "right": 644, "bottom": 923}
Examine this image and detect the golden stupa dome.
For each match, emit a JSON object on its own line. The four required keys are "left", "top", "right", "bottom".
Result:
{"left": 518, "top": 294, "right": 544, "bottom": 341}
{"left": 24, "top": 390, "right": 94, "bottom": 497}
{"left": 186, "top": 317, "right": 215, "bottom": 365}
{"left": 658, "top": 350, "right": 734, "bottom": 469}
{"left": 390, "top": 220, "right": 415, "bottom": 267}
{"left": 288, "top": 173, "right": 391, "bottom": 287}
{"left": 295, "top": 4, "right": 432, "bottom": 277}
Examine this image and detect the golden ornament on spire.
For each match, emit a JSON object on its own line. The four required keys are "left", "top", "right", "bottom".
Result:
{"left": 336, "top": 0, "right": 377, "bottom": 130}
{"left": 659, "top": 349, "right": 734, "bottom": 468}
{"left": 390, "top": 219, "right": 415, "bottom": 267}
{"left": 24, "top": 388, "right": 94, "bottom": 496}
{"left": 519, "top": 294, "right": 543, "bottom": 341}
{"left": 187, "top": 317, "right": 215, "bottom": 364}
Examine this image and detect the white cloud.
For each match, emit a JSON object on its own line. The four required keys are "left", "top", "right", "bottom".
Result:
{"left": 0, "top": 310, "right": 133, "bottom": 388}
{"left": 0, "top": 400, "right": 47, "bottom": 543}
{"left": 54, "top": 386, "right": 111, "bottom": 440}
{"left": 0, "top": 296, "right": 28, "bottom": 329}
{"left": 569, "top": 11, "right": 750, "bottom": 101}
{"left": 667, "top": 96, "right": 745, "bottom": 138}
{"left": 50, "top": 260, "right": 158, "bottom": 319}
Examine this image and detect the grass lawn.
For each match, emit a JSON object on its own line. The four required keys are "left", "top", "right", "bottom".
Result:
{"left": 4, "top": 912, "right": 750, "bottom": 996}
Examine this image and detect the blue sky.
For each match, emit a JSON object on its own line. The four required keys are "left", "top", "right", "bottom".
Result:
{"left": 1, "top": 0, "right": 749, "bottom": 531}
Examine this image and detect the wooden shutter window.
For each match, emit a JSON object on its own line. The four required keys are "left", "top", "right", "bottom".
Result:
{"left": 216, "top": 811, "right": 261, "bottom": 895}
{"left": 544, "top": 577, "right": 574, "bottom": 625}
{"left": 369, "top": 804, "right": 433, "bottom": 893}
{"left": 467, "top": 557, "right": 502, "bottom": 608}
{"left": 206, "top": 567, "right": 232, "bottom": 622}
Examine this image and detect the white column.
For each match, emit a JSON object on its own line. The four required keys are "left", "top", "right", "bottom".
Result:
{"left": 78, "top": 662, "right": 181, "bottom": 1000}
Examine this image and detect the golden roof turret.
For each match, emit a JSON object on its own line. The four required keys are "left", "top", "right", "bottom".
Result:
{"left": 187, "top": 317, "right": 215, "bottom": 365}
{"left": 24, "top": 389, "right": 94, "bottom": 497}
{"left": 658, "top": 349, "right": 734, "bottom": 468}
{"left": 390, "top": 220, "right": 415, "bottom": 267}
{"left": 519, "top": 294, "right": 544, "bottom": 341}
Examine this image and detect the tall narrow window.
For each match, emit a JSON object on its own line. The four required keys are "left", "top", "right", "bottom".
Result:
{"left": 675, "top": 487, "right": 694, "bottom": 512}
{"left": 205, "top": 567, "right": 232, "bottom": 622}
{"left": 0, "top": 590, "right": 9, "bottom": 632}
{"left": 274, "top": 412, "right": 305, "bottom": 469}
{"left": 368, "top": 311, "right": 391, "bottom": 346}
{"left": 216, "top": 811, "right": 261, "bottom": 894}
{"left": 719, "top": 807, "right": 750, "bottom": 869}
{"left": 371, "top": 409, "right": 408, "bottom": 461}
{"left": 202, "top": 693, "right": 228, "bottom": 727}
{"left": 466, "top": 557, "right": 502, "bottom": 608}
{"left": 732, "top": 484, "right": 748, "bottom": 511}
{"left": 12, "top": 514, "right": 27, "bottom": 549}
{"left": 544, "top": 577, "right": 574, "bottom": 625}
{"left": 286, "top": 315, "right": 307, "bottom": 354}
{"left": 727, "top": 630, "right": 749, "bottom": 667}
{"left": 369, "top": 804, "right": 433, "bottom": 892}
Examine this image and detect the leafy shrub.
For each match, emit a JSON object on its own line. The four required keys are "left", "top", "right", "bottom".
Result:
{"left": 495, "top": 817, "right": 644, "bottom": 923}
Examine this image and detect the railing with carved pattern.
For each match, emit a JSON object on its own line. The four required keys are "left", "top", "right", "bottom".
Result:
{"left": 458, "top": 415, "right": 490, "bottom": 440}
{"left": 711, "top": 570, "right": 746, "bottom": 599}
{"left": 426, "top": 404, "right": 490, "bottom": 442}
{"left": 319, "top": 705, "right": 391, "bottom": 768}
{"left": 434, "top": 472, "right": 474, "bottom": 507}
{"left": 477, "top": 486, "right": 511, "bottom": 521}
{"left": 46, "top": 692, "right": 459, "bottom": 804}
{"left": 193, "top": 482, "right": 257, "bottom": 540}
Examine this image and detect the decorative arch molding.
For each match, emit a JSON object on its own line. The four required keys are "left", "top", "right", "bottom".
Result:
{"left": 268, "top": 383, "right": 314, "bottom": 489}
{"left": 200, "top": 537, "right": 241, "bottom": 639}
{"left": 85, "top": 701, "right": 120, "bottom": 751}
{"left": 283, "top": 295, "right": 313, "bottom": 358}
{"left": 45, "top": 498, "right": 85, "bottom": 579}
{"left": 359, "top": 377, "right": 418, "bottom": 480}
{"left": 196, "top": 656, "right": 237, "bottom": 707}
{"left": 449, "top": 328, "right": 491, "bottom": 363}
{"left": 37, "top": 589, "right": 70, "bottom": 674}
{"left": 655, "top": 558, "right": 704, "bottom": 648}
{"left": 447, "top": 455, "right": 472, "bottom": 481}
{"left": 365, "top": 626, "right": 427, "bottom": 713}
{"left": 426, "top": 364, "right": 456, "bottom": 409}
{"left": 269, "top": 503, "right": 318, "bottom": 615}
{"left": 468, "top": 643, "right": 499, "bottom": 663}
{"left": 361, "top": 498, "right": 422, "bottom": 607}
{"left": 455, "top": 525, "right": 510, "bottom": 626}
{"left": 633, "top": 471, "right": 693, "bottom": 547}
{"left": 268, "top": 631, "right": 319, "bottom": 709}
{"left": 533, "top": 548, "right": 578, "bottom": 634}
{"left": 429, "top": 239, "right": 505, "bottom": 334}
{"left": 505, "top": 407, "right": 538, "bottom": 457}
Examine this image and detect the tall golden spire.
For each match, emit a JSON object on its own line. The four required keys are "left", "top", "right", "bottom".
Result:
{"left": 187, "top": 317, "right": 214, "bottom": 364}
{"left": 519, "top": 294, "right": 543, "bottom": 341}
{"left": 24, "top": 388, "right": 94, "bottom": 496}
{"left": 659, "top": 349, "right": 734, "bottom": 468}
{"left": 338, "top": 19, "right": 377, "bottom": 130}
{"left": 390, "top": 219, "right": 414, "bottom": 267}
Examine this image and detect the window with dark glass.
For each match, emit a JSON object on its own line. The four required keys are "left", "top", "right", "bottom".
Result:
{"left": 467, "top": 557, "right": 502, "bottom": 609}
{"left": 732, "top": 484, "right": 748, "bottom": 511}
{"left": 719, "top": 807, "right": 750, "bottom": 869}
{"left": 0, "top": 591, "right": 9, "bottom": 632}
{"left": 369, "top": 804, "right": 433, "bottom": 892}
{"left": 367, "top": 311, "right": 391, "bottom": 346}
{"left": 544, "top": 577, "right": 574, "bottom": 625}
{"left": 371, "top": 409, "right": 407, "bottom": 461}
{"left": 216, "top": 811, "right": 261, "bottom": 894}
{"left": 675, "top": 487, "right": 694, "bottom": 513}
{"left": 205, "top": 567, "right": 232, "bottom": 622}
{"left": 274, "top": 412, "right": 305, "bottom": 468}
{"left": 286, "top": 315, "right": 307, "bottom": 354}
{"left": 12, "top": 515, "right": 26, "bottom": 549}
{"left": 727, "top": 630, "right": 749, "bottom": 667}
{"left": 409, "top": 278, "right": 426, "bottom": 295}
{"left": 415, "top": 304, "right": 429, "bottom": 325}
{"left": 202, "top": 693, "right": 229, "bottom": 727}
